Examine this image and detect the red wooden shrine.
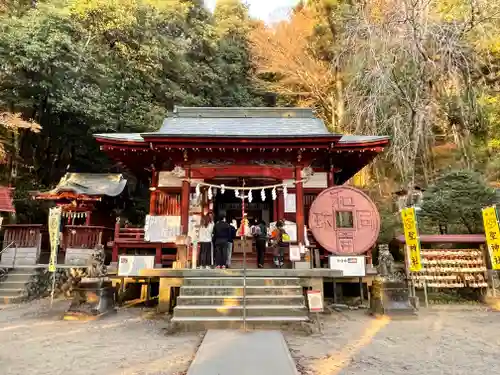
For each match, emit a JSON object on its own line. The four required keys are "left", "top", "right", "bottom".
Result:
{"left": 94, "top": 107, "right": 390, "bottom": 266}
{"left": 2, "top": 173, "right": 126, "bottom": 263}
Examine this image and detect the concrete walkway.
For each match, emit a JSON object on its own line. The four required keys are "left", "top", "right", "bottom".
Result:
{"left": 187, "top": 330, "right": 299, "bottom": 375}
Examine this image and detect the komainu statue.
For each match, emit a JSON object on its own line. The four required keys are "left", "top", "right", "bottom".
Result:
{"left": 377, "top": 244, "right": 395, "bottom": 279}
{"left": 63, "top": 244, "right": 115, "bottom": 321}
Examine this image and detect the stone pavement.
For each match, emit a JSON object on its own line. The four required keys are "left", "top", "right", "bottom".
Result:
{"left": 186, "top": 330, "right": 299, "bottom": 375}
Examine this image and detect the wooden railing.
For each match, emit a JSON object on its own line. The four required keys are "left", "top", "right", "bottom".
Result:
{"left": 2, "top": 224, "right": 42, "bottom": 248}
{"left": 114, "top": 226, "right": 145, "bottom": 244}
{"left": 63, "top": 225, "right": 113, "bottom": 250}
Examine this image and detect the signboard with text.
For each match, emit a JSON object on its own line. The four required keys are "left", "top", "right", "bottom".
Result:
{"left": 307, "top": 290, "right": 324, "bottom": 312}
{"left": 401, "top": 207, "right": 422, "bottom": 272}
{"left": 482, "top": 206, "right": 500, "bottom": 270}
{"left": 329, "top": 256, "right": 366, "bottom": 277}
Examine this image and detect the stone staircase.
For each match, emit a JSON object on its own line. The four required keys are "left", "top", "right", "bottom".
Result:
{"left": 171, "top": 276, "right": 309, "bottom": 329}
{"left": 0, "top": 268, "right": 36, "bottom": 304}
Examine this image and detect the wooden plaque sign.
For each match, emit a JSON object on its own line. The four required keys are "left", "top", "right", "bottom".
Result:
{"left": 308, "top": 186, "right": 380, "bottom": 255}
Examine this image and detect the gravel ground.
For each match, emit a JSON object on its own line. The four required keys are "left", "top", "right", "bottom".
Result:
{"left": 0, "top": 299, "right": 202, "bottom": 375}
{"left": 1, "top": 301, "right": 499, "bottom": 375}
{"left": 285, "top": 306, "right": 500, "bottom": 375}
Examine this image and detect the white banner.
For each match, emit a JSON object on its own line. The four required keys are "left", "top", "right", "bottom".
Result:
{"left": 144, "top": 215, "right": 181, "bottom": 243}
{"left": 48, "top": 207, "right": 62, "bottom": 272}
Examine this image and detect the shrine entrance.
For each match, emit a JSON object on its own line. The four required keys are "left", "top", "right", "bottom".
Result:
{"left": 210, "top": 178, "right": 275, "bottom": 226}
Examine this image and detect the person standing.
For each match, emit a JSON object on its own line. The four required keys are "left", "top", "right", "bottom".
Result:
{"left": 198, "top": 214, "right": 214, "bottom": 269}
{"left": 270, "top": 220, "right": 288, "bottom": 268}
{"left": 254, "top": 219, "right": 268, "bottom": 268}
{"left": 213, "top": 213, "right": 231, "bottom": 269}
{"left": 227, "top": 219, "right": 237, "bottom": 268}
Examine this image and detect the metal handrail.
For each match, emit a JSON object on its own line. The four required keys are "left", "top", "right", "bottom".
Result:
{"left": 0, "top": 241, "right": 18, "bottom": 268}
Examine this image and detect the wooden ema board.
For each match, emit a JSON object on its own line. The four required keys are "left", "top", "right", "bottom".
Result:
{"left": 233, "top": 239, "right": 253, "bottom": 254}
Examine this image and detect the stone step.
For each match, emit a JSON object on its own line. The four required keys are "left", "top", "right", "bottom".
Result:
{"left": 180, "top": 285, "right": 303, "bottom": 297}
{"left": 3, "top": 273, "right": 35, "bottom": 282}
{"left": 169, "top": 316, "right": 309, "bottom": 331}
{"left": 0, "top": 280, "right": 30, "bottom": 289}
{"left": 0, "top": 294, "right": 25, "bottom": 304}
{"left": 0, "top": 288, "right": 25, "bottom": 297}
{"left": 173, "top": 304, "right": 307, "bottom": 318}
{"left": 176, "top": 295, "right": 305, "bottom": 306}
{"left": 183, "top": 277, "right": 300, "bottom": 287}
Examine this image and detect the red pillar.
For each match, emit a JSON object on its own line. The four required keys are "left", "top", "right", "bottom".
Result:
{"left": 149, "top": 170, "right": 159, "bottom": 215}
{"left": 155, "top": 245, "right": 162, "bottom": 265}
{"left": 180, "top": 167, "right": 191, "bottom": 234}
{"left": 295, "top": 165, "right": 305, "bottom": 245}
{"left": 327, "top": 169, "right": 335, "bottom": 187}
{"left": 273, "top": 197, "right": 278, "bottom": 222}
{"left": 277, "top": 190, "right": 285, "bottom": 221}
{"left": 85, "top": 211, "right": 91, "bottom": 226}
{"left": 112, "top": 218, "right": 120, "bottom": 263}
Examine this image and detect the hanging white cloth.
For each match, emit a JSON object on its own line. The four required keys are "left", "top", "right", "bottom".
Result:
{"left": 144, "top": 215, "right": 181, "bottom": 243}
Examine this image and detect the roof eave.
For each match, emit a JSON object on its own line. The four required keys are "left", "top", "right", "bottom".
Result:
{"left": 140, "top": 134, "right": 342, "bottom": 147}
{"left": 337, "top": 138, "right": 391, "bottom": 148}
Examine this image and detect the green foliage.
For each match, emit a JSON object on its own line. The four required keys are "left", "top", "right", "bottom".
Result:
{"left": 0, "top": 0, "right": 261, "bottom": 223}
{"left": 419, "top": 170, "right": 497, "bottom": 234}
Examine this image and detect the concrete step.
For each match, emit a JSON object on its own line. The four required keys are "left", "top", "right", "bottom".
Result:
{"left": 230, "top": 262, "right": 292, "bottom": 269}
{"left": 173, "top": 304, "right": 307, "bottom": 318}
{"left": 183, "top": 277, "right": 300, "bottom": 287}
{"left": 180, "top": 285, "right": 303, "bottom": 297}
{"left": 176, "top": 295, "right": 305, "bottom": 306}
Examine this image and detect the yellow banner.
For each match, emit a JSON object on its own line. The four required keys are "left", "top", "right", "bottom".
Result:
{"left": 48, "top": 207, "right": 62, "bottom": 273}
{"left": 401, "top": 207, "right": 422, "bottom": 272}
{"left": 482, "top": 206, "right": 500, "bottom": 270}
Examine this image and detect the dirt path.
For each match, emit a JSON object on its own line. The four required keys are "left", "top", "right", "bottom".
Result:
{"left": 1, "top": 301, "right": 499, "bottom": 375}
{"left": 285, "top": 306, "right": 500, "bottom": 375}
{"left": 0, "top": 299, "right": 202, "bottom": 375}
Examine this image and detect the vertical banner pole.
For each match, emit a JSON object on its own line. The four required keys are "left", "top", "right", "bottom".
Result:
{"left": 48, "top": 207, "right": 62, "bottom": 309}
{"left": 241, "top": 184, "right": 247, "bottom": 333}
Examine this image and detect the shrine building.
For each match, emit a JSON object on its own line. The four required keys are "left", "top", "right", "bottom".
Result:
{"left": 94, "top": 107, "right": 390, "bottom": 267}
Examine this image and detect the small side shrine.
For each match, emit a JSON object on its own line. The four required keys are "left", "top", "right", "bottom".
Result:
{"left": 34, "top": 173, "right": 127, "bottom": 265}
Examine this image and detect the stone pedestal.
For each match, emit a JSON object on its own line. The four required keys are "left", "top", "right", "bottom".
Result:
{"left": 370, "top": 278, "right": 417, "bottom": 317}
{"left": 64, "top": 278, "right": 116, "bottom": 321}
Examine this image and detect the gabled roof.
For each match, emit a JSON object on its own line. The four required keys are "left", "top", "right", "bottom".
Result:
{"left": 0, "top": 187, "right": 15, "bottom": 213}
{"left": 148, "top": 107, "right": 331, "bottom": 137}
{"left": 37, "top": 173, "right": 127, "bottom": 199}
{"left": 93, "top": 107, "right": 390, "bottom": 146}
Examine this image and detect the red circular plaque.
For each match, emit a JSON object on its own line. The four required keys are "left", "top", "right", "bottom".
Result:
{"left": 308, "top": 186, "right": 380, "bottom": 255}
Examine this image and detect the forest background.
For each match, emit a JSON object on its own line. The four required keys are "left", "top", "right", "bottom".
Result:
{"left": 1, "top": 0, "right": 499, "bottom": 240}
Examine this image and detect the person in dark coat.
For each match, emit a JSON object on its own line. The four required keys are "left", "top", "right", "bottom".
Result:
{"left": 253, "top": 219, "right": 268, "bottom": 268}
{"left": 213, "top": 213, "right": 232, "bottom": 269}
{"left": 227, "top": 219, "right": 237, "bottom": 268}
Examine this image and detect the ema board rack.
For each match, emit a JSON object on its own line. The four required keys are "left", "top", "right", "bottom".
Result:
{"left": 410, "top": 249, "right": 488, "bottom": 288}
